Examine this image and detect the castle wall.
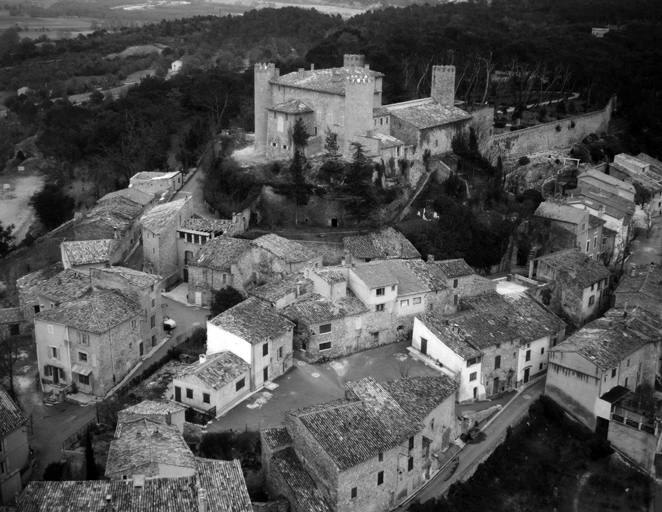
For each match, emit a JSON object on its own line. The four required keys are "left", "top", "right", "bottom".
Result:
{"left": 431, "top": 65, "right": 455, "bottom": 107}
{"left": 344, "top": 76, "right": 377, "bottom": 157}
{"left": 254, "top": 63, "right": 278, "bottom": 153}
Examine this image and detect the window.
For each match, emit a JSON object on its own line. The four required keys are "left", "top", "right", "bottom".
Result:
{"left": 413, "top": 297, "right": 421, "bottom": 305}
{"left": 203, "top": 393, "right": 210, "bottom": 404}
{"left": 409, "top": 436, "right": 415, "bottom": 450}
{"left": 525, "top": 350, "right": 531, "bottom": 362}
{"left": 391, "top": 285, "right": 396, "bottom": 291}
{"left": 0, "top": 460, "right": 6, "bottom": 474}
{"left": 611, "top": 368, "right": 617, "bottom": 378}
{"left": 625, "top": 377, "right": 629, "bottom": 388}
{"left": 453, "top": 279, "right": 459, "bottom": 288}
{"left": 378, "top": 452, "right": 383, "bottom": 462}
{"left": 351, "top": 487, "right": 357, "bottom": 499}
{"left": 179, "top": 231, "right": 185, "bottom": 239}
{"left": 78, "top": 373, "right": 90, "bottom": 386}
{"left": 540, "top": 363, "right": 544, "bottom": 370}
{"left": 151, "top": 298, "right": 155, "bottom": 308}
{"left": 377, "top": 471, "right": 384, "bottom": 485}
{"left": 594, "top": 236, "right": 597, "bottom": 249}
{"left": 278, "top": 346, "right": 283, "bottom": 359}
{"left": 588, "top": 296, "right": 595, "bottom": 306}
{"left": 263, "top": 343, "right": 269, "bottom": 356}
{"left": 319, "top": 324, "right": 332, "bottom": 334}
{"left": 186, "top": 388, "right": 193, "bottom": 399}
{"left": 591, "top": 283, "right": 594, "bottom": 291}
{"left": 541, "top": 347, "right": 545, "bottom": 355}
{"left": 151, "top": 335, "right": 157, "bottom": 347}
{"left": 319, "top": 341, "right": 332, "bottom": 351}
{"left": 371, "top": 332, "right": 379, "bottom": 343}
{"left": 586, "top": 240, "right": 590, "bottom": 252}
{"left": 470, "top": 372, "right": 477, "bottom": 381}
{"left": 33, "top": 305, "right": 40, "bottom": 314}
{"left": 44, "top": 365, "right": 53, "bottom": 377}
{"left": 47, "top": 324, "right": 54, "bottom": 334}
{"left": 408, "top": 456, "right": 414, "bottom": 471}
{"left": 401, "top": 299, "right": 409, "bottom": 307}
{"left": 50, "top": 346, "right": 58, "bottom": 359}
{"left": 454, "top": 295, "right": 459, "bottom": 306}
{"left": 376, "top": 287, "right": 385, "bottom": 296}
{"left": 467, "top": 357, "right": 479, "bottom": 367}
{"left": 9, "top": 324, "right": 19, "bottom": 336}
{"left": 375, "top": 304, "right": 385, "bottom": 312}
{"left": 78, "top": 352, "right": 88, "bottom": 362}
{"left": 151, "top": 315, "right": 155, "bottom": 328}
{"left": 602, "top": 237, "right": 607, "bottom": 246}
{"left": 627, "top": 358, "right": 630, "bottom": 367}
{"left": 494, "top": 355, "right": 501, "bottom": 370}
{"left": 598, "top": 280, "right": 602, "bottom": 290}
{"left": 236, "top": 378, "right": 245, "bottom": 391}
{"left": 222, "top": 274, "right": 227, "bottom": 284}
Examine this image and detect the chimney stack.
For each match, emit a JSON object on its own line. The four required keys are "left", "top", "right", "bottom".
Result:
{"left": 199, "top": 354, "right": 206, "bottom": 365}
{"left": 427, "top": 254, "right": 434, "bottom": 262}
{"left": 310, "top": 63, "right": 315, "bottom": 71}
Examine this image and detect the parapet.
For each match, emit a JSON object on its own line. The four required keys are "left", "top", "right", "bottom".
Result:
{"left": 432, "top": 65, "right": 456, "bottom": 73}
{"left": 344, "top": 54, "right": 365, "bottom": 68}
{"left": 255, "top": 62, "right": 276, "bottom": 72}
{"left": 347, "top": 75, "right": 375, "bottom": 85}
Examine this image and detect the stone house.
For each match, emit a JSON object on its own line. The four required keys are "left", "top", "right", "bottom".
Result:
{"left": 534, "top": 201, "right": 604, "bottom": 261}
{"left": 117, "top": 400, "right": 186, "bottom": 434}
{"left": 170, "top": 352, "right": 251, "bottom": 417}
{"left": 613, "top": 265, "right": 662, "bottom": 317}
{"left": 546, "top": 308, "right": 662, "bottom": 432}
{"left": 0, "top": 387, "right": 31, "bottom": 506}
{"left": 207, "top": 297, "right": 295, "bottom": 390}
{"left": 105, "top": 418, "right": 196, "bottom": 480}
{"left": 263, "top": 375, "right": 458, "bottom": 512}
{"left": 34, "top": 289, "right": 142, "bottom": 397}
{"left": 342, "top": 227, "right": 420, "bottom": 264}
{"left": 142, "top": 196, "right": 193, "bottom": 282}
{"left": 529, "top": 249, "right": 612, "bottom": 326}
{"left": 0, "top": 307, "right": 27, "bottom": 339}
{"left": 429, "top": 258, "right": 497, "bottom": 308}
{"left": 16, "top": 263, "right": 64, "bottom": 327}
{"left": 577, "top": 168, "right": 636, "bottom": 202}
{"left": 411, "top": 292, "right": 565, "bottom": 402}
{"left": 60, "top": 239, "right": 122, "bottom": 275}
{"left": 90, "top": 267, "right": 164, "bottom": 352}
{"left": 249, "top": 274, "right": 314, "bottom": 309}
{"left": 171, "top": 59, "right": 183, "bottom": 72}
{"left": 609, "top": 153, "right": 662, "bottom": 216}
{"left": 130, "top": 170, "right": 183, "bottom": 202}
{"left": 187, "top": 234, "right": 320, "bottom": 307}
{"left": 32, "top": 269, "right": 90, "bottom": 315}
{"left": 255, "top": 54, "right": 476, "bottom": 161}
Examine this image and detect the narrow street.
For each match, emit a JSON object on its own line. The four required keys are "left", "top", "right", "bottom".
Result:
{"left": 395, "top": 378, "right": 546, "bottom": 510}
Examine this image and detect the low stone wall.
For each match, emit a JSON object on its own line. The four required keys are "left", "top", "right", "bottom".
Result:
{"left": 252, "top": 500, "right": 289, "bottom": 512}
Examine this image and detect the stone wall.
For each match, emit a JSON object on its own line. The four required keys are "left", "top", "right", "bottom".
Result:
{"left": 480, "top": 340, "right": 520, "bottom": 397}
{"left": 96, "top": 318, "right": 142, "bottom": 396}
{"left": 260, "top": 186, "right": 348, "bottom": 228}
{"left": 608, "top": 421, "right": 657, "bottom": 474}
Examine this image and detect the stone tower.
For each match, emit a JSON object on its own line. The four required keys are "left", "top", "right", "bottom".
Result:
{"left": 431, "top": 65, "right": 456, "bottom": 107}
{"left": 254, "top": 63, "right": 279, "bottom": 154}
{"left": 344, "top": 54, "right": 365, "bottom": 69}
{"left": 344, "top": 74, "right": 376, "bottom": 158}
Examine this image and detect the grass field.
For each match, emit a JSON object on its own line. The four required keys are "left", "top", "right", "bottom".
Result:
{"left": 0, "top": 11, "right": 96, "bottom": 39}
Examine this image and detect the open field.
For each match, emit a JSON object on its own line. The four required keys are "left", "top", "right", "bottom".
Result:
{"left": 0, "top": 168, "right": 44, "bottom": 243}
{"left": 0, "top": 11, "right": 98, "bottom": 39}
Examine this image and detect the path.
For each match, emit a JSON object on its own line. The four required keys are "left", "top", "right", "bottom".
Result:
{"left": 171, "top": 168, "right": 215, "bottom": 220}
{"left": 396, "top": 378, "right": 545, "bottom": 510}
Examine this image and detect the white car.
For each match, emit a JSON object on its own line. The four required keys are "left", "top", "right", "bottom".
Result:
{"left": 163, "top": 317, "right": 177, "bottom": 331}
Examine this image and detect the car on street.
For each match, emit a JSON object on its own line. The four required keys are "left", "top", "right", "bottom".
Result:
{"left": 164, "top": 317, "right": 177, "bottom": 331}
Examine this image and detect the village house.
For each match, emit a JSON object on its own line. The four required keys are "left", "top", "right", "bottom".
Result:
{"left": 0, "top": 387, "right": 31, "bottom": 506}
{"left": 249, "top": 273, "right": 314, "bottom": 309}
{"left": 529, "top": 249, "right": 612, "bottom": 326}
{"left": 608, "top": 153, "right": 662, "bottom": 216}
{"left": 429, "top": 258, "right": 497, "bottom": 306}
{"left": 546, "top": 307, "right": 662, "bottom": 433}
{"left": 636, "top": 153, "right": 662, "bottom": 178}
{"left": 105, "top": 418, "right": 196, "bottom": 480}
{"left": 0, "top": 307, "right": 27, "bottom": 339}
{"left": 170, "top": 352, "right": 251, "bottom": 417}
{"left": 255, "top": 54, "right": 478, "bottom": 160}
{"left": 342, "top": 227, "right": 421, "bottom": 264}
{"left": 171, "top": 59, "right": 183, "bottom": 72}
{"left": 98, "top": 187, "right": 157, "bottom": 210}
{"left": 34, "top": 289, "right": 142, "bottom": 398}
{"left": 141, "top": 196, "right": 194, "bottom": 282}
{"left": 613, "top": 265, "right": 662, "bottom": 317}
{"left": 411, "top": 292, "right": 565, "bottom": 402}
{"left": 60, "top": 239, "right": 121, "bottom": 274}
{"left": 534, "top": 201, "right": 604, "bottom": 261}
{"left": 206, "top": 297, "right": 295, "bottom": 390}
{"left": 187, "top": 234, "right": 321, "bottom": 306}
{"left": 263, "top": 375, "right": 458, "bottom": 512}
{"left": 17, "top": 458, "right": 253, "bottom": 512}
{"left": 117, "top": 400, "right": 186, "bottom": 434}
{"left": 577, "top": 168, "right": 636, "bottom": 202}
{"left": 129, "top": 170, "right": 183, "bottom": 202}
{"left": 16, "top": 263, "right": 64, "bottom": 327}
{"left": 32, "top": 269, "right": 90, "bottom": 314}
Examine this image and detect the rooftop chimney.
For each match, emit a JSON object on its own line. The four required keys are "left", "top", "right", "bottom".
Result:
{"left": 427, "top": 254, "right": 434, "bottom": 262}
{"left": 199, "top": 354, "right": 206, "bottom": 365}
{"left": 310, "top": 64, "right": 315, "bottom": 71}
{"left": 298, "top": 68, "right": 304, "bottom": 73}
{"left": 133, "top": 475, "right": 145, "bottom": 489}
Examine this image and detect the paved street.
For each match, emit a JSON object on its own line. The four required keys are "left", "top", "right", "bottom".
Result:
{"left": 396, "top": 378, "right": 545, "bottom": 510}
{"left": 172, "top": 168, "right": 215, "bottom": 219}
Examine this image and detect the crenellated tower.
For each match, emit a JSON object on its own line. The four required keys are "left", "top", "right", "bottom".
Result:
{"left": 431, "top": 65, "right": 456, "bottom": 107}
{"left": 254, "top": 63, "right": 279, "bottom": 154}
{"left": 343, "top": 54, "right": 365, "bottom": 69}
{"left": 344, "top": 74, "right": 376, "bottom": 157}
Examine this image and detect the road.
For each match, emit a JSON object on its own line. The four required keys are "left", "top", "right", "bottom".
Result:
{"left": 396, "top": 378, "right": 545, "bottom": 510}
{"left": 172, "top": 168, "right": 215, "bottom": 220}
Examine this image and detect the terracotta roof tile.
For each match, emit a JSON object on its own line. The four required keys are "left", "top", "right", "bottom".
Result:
{"left": 0, "top": 385, "right": 27, "bottom": 437}
{"left": 311, "top": 266, "right": 347, "bottom": 284}
{"left": 98, "top": 188, "right": 154, "bottom": 207}
{"left": 280, "top": 291, "right": 368, "bottom": 324}
{"left": 387, "top": 99, "right": 471, "bottom": 129}
{"left": 343, "top": 227, "right": 420, "bottom": 260}
{"left": 432, "top": 259, "right": 475, "bottom": 279}
{"left": 269, "top": 99, "right": 314, "bottom": 114}
{"left": 270, "top": 448, "right": 332, "bottom": 512}
{"left": 534, "top": 249, "right": 612, "bottom": 289}
{"left": 274, "top": 66, "right": 383, "bottom": 96}
{"left": 0, "top": 306, "right": 24, "bottom": 325}
{"left": 252, "top": 234, "right": 319, "bottom": 264}
{"left": 190, "top": 237, "right": 253, "bottom": 272}
{"left": 91, "top": 267, "right": 162, "bottom": 290}
{"left": 250, "top": 274, "right": 313, "bottom": 304}
{"left": 35, "top": 269, "right": 90, "bottom": 304}
{"left": 141, "top": 199, "right": 188, "bottom": 235}
{"left": 61, "top": 239, "right": 117, "bottom": 266}
{"left": 180, "top": 217, "right": 233, "bottom": 234}
{"left": 535, "top": 201, "right": 588, "bottom": 226}
{"left": 381, "top": 376, "right": 457, "bottom": 422}
{"left": 119, "top": 400, "right": 186, "bottom": 418}
{"left": 261, "top": 427, "right": 292, "bottom": 451}
{"left": 175, "top": 351, "right": 249, "bottom": 390}
{"left": 196, "top": 458, "right": 254, "bottom": 512}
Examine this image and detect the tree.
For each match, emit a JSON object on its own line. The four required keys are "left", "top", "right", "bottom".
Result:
{"left": 0, "top": 326, "right": 20, "bottom": 399}
{"left": 324, "top": 128, "right": 340, "bottom": 161}
{"left": 292, "top": 117, "right": 309, "bottom": 151}
{"left": 210, "top": 286, "right": 244, "bottom": 317}
{"left": 85, "top": 432, "right": 99, "bottom": 479}
{"left": 342, "top": 143, "right": 376, "bottom": 226}
{"left": 29, "top": 184, "right": 75, "bottom": 230}
{"left": 288, "top": 149, "right": 311, "bottom": 225}
{"left": 0, "top": 221, "right": 14, "bottom": 257}
{"left": 43, "top": 462, "right": 66, "bottom": 481}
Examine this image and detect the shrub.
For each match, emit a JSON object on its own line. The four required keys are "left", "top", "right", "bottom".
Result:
{"left": 518, "top": 156, "right": 531, "bottom": 166}
{"left": 43, "top": 461, "right": 66, "bottom": 481}
{"left": 588, "top": 436, "right": 614, "bottom": 460}
{"left": 571, "top": 120, "right": 576, "bottom": 128}
{"left": 556, "top": 124, "right": 562, "bottom": 132}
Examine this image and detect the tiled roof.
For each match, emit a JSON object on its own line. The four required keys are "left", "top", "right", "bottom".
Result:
{"left": 270, "top": 448, "right": 332, "bottom": 512}
{"left": 35, "top": 269, "right": 90, "bottom": 304}
{"left": 261, "top": 427, "right": 292, "bottom": 451}
{"left": 535, "top": 249, "right": 612, "bottom": 289}
{"left": 572, "top": 186, "right": 636, "bottom": 218}
{"left": 274, "top": 66, "right": 384, "bottom": 96}
{"left": 433, "top": 259, "right": 475, "bottom": 279}
{"left": 180, "top": 216, "right": 233, "bottom": 234}
{"left": 175, "top": 351, "right": 249, "bottom": 390}
{"left": 196, "top": 458, "right": 254, "bottom": 512}
{"left": 190, "top": 237, "right": 252, "bottom": 271}
{"left": 551, "top": 314, "right": 657, "bottom": 371}
{"left": 636, "top": 153, "right": 662, "bottom": 175}
{"left": 377, "top": 260, "right": 430, "bottom": 295}
{"left": 74, "top": 197, "right": 144, "bottom": 240}
{"left": 17, "top": 477, "right": 199, "bottom": 511}
{"left": 253, "top": 234, "right": 319, "bottom": 264}
{"left": 61, "top": 239, "right": 117, "bottom": 266}
{"left": 588, "top": 214, "right": 605, "bottom": 229}
{"left": 141, "top": 199, "right": 188, "bottom": 235}
{"left": 17, "top": 262, "right": 64, "bottom": 293}
{"left": 417, "top": 313, "right": 481, "bottom": 360}
{"left": 280, "top": 291, "right": 368, "bottom": 324}
{"left": 119, "top": 400, "right": 186, "bottom": 418}
{"left": 404, "top": 260, "right": 447, "bottom": 291}
{"left": 373, "top": 106, "right": 390, "bottom": 116}
{"left": 250, "top": 274, "right": 313, "bottom": 303}
{"left": 365, "top": 131, "right": 405, "bottom": 148}
{"left": 209, "top": 297, "right": 294, "bottom": 345}
{"left": 0, "top": 385, "right": 27, "bottom": 437}
{"left": 343, "top": 227, "right": 420, "bottom": 260}
{"left": 579, "top": 169, "right": 636, "bottom": 193}
{"left": 614, "top": 267, "right": 662, "bottom": 315}
{"left": 387, "top": 99, "right": 471, "bottom": 129}
{"left": 0, "top": 306, "right": 24, "bottom": 325}
{"left": 312, "top": 266, "right": 347, "bottom": 284}
{"left": 105, "top": 419, "right": 196, "bottom": 478}
{"left": 98, "top": 187, "right": 154, "bottom": 207}
{"left": 269, "top": 99, "right": 314, "bottom": 114}
{"left": 535, "top": 201, "right": 588, "bottom": 226}
{"left": 91, "top": 267, "right": 162, "bottom": 289}
{"left": 381, "top": 376, "right": 457, "bottom": 422}
{"left": 35, "top": 290, "right": 139, "bottom": 333}
{"left": 350, "top": 262, "right": 398, "bottom": 288}
{"left": 133, "top": 171, "right": 180, "bottom": 181}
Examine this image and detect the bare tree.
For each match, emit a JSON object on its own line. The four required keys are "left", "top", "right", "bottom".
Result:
{"left": 0, "top": 326, "right": 21, "bottom": 399}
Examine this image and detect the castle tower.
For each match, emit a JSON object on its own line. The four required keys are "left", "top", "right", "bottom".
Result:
{"left": 344, "top": 74, "right": 376, "bottom": 158}
{"left": 344, "top": 54, "right": 365, "bottom": 69}
{"left": 254, "top": 63, "right": 279, "bottom": 154}
{"left": 431, "top": 65, "right": 456, "bottom": 107}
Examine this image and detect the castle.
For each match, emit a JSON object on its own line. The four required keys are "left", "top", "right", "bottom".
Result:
{"left": 254, "top": 54, "right": 476, "bottom": 161}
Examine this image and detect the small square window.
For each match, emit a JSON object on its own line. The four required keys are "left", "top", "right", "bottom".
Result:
{"left": 391, "top": 285, "right": 396, "bottom": 291}
{"left": 588, "top": 296, "right": 595, "bottom": 306}
{"left": 186, "top": 388, "right": 193, "bottom": 399}
{"left": 47, "top": 324, "right": 54, "bottom": 334}
{"left": 469, "top": 372, "right": 477, "bottom": 381}
{"left": 203, "top": 393, "right": 210, "bottom": 404}
{"left": 78, "top": 352, "right": 87, "bottom": 362}
{"left": 400, "top": 299, "right": 409, "bottom": 307}
{"left": 375, "top": 304, "right": 385, "bottom": 312}
{"left": 236, "top": 378, "right": 245, "bottom": 391}
{"left": 319, "top": 341, "right": 331, "bottom": 351}
{"left": 376, "top": 287, "right": 385, "bottom": 296}
{"left": 351, "top": 487, "right": 357, "bottom": 499}
{"left": 413, "top": 297, "right": 421, "bottom": 305}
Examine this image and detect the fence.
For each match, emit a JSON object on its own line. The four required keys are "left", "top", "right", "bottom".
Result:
{"left": 185, "top": 405, "right": 216, "bottom": 426}
{"left": 62, "top": 416, "right": 97, "bottom": 451}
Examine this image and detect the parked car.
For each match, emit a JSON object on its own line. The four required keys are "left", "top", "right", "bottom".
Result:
{"left": 164, "top": 317, "right": 177, "bottom": 331}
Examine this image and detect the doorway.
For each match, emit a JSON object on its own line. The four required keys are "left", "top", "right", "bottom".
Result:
{"left": 195, "top": 292, "right": 202, "bottom": 306}
{"left": 493, "top": 377, "right": 500, "bottom": 395}
{"left": 263, "top": 366, "right": 269, "bottom": 383}
{"left": 524, "top": 368, "right": 530, "bottom": 384}
{"left": 420, "top": 337, "right": 428, "bottom": 355}
{"left": 183, "top": 268, "right": 188, "bottom": 283}
{"left": 52, "top": 367, "right": 59, "bottom": 385}
{"left": 175, "top": 386, "right": 181, "bottom": 402}
{"left": 331, "top": 218, "right": 338, "bottom": 227}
